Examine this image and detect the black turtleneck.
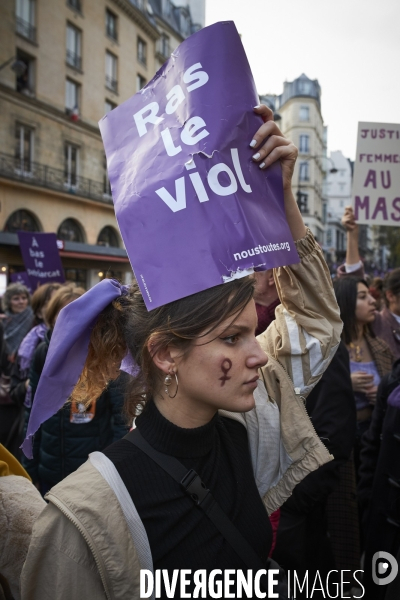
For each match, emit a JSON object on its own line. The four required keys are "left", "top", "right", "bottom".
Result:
{"left": 103, "top": 400, "right": 272, "bottom": 579}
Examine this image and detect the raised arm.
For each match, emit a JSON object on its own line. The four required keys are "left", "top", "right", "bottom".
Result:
{"left": 251, "top": 106, "right": 342, "bottom": 396}
{"left": 343, "top": 206, "right": 361, "bottom": 266}
{"left": 251, "top": 104, "right": 306, "bottom": 242}
{"left": 336, "top": 206, "right": 365, "bottom": 278}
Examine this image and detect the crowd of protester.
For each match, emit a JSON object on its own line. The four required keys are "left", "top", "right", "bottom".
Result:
{"left": 0, "top": 131, "right": 399, "bottom": 598}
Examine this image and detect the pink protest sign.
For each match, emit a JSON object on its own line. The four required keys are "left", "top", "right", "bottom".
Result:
{"left": 99, "top": 21, "right": 299, "bottom": 310}
{"left": 353, "top": 122, "right": 400, "bottom": 226}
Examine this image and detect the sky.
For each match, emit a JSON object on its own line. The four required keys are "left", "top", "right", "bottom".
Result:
{"left": 205, "top": 0, "right": 400, "bottom": 160}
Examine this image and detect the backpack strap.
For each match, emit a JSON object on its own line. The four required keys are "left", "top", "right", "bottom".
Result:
{"left": 124, "top": 428, "right": 266, "bottom": 570}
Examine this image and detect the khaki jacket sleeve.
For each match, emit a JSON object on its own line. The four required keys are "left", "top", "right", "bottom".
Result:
{"left": 20, "top": 503, "right": 106, "bottom": 600}
{"left": 257, "top": 228, "right": 342, "bottom": 397}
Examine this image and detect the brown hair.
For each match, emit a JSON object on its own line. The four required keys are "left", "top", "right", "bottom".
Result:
{"left": 383, "top": 268, "right": 400, "bottom": 307}
{"left": 31, "top": 282, "right": 63, "bottom": 323}
{"left": 72, "top": 276, "right": 255, "bottom": 418}
{"left": 45, "top": 284, "right": 85, "bottom": 329}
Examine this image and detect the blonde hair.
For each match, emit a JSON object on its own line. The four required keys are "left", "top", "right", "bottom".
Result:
{"left": 45, "top": 285, "right": 85, "bottom": 329}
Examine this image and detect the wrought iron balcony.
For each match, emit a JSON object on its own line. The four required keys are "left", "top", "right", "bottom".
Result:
{"left": 16, "top": 17, "right": 36, "bottom": 43}
{"left": 66, "top": 50, "right": 82, "bottom": 71}
{"left": 105, "top": 76, "right": 118, "bottom": 93}
{"left": 0, "top": 152, "right": 113, "bottom": 206}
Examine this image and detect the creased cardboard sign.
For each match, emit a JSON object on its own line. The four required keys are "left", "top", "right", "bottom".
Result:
{"left": 353, "top": 122, "right": 400, "bottom": 226}
{"left": 100, "top": 21, "right": 299, "bottom": 310}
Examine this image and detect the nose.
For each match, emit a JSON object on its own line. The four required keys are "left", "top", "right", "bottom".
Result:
{"left": 246, "top": 339, "right": 268, "bottom": 369}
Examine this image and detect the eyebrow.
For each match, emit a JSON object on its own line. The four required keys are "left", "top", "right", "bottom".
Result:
{"left": 220, "top": 323, "right": 254, "bottom": 335}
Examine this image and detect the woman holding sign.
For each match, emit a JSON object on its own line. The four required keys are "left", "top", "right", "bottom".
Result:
{"left": 20, "top": 105, "right": 342, "bottom": 600}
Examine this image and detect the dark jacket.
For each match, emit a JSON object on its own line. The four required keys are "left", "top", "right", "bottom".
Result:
{"left": 358, "top": 359, "right": 400, "bottom": 600}
{"left": 22, "top": 331, "right": 130, "bottom": 485}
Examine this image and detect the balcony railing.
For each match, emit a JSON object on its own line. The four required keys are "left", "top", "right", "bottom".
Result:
{"left": 0, "top": 152, "right": 113, "bottom": 205}
{"left": 66, "top": 50, "right": 82, "bottom": 70}
{"left": 16, "top": 16, "right": 36, "bottom": 43}
{"left": 67, "top": 0, "right": 82, "bottom": 12}
{"left": 105, "top": 76, "right": 118, "bottom": 93}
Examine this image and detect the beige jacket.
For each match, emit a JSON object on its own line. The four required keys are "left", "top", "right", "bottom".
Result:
{"left": 21, "top": 229, "right": 342, "bottom": 600}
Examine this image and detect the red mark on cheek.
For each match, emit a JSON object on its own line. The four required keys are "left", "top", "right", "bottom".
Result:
{"left": 219, "top": 358, "right": 232, "bottom": 386}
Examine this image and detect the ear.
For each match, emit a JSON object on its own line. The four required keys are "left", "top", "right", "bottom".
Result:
{"left": 385, "top": 289, "right": 393, "bottom": 303}
{"left": 147, "top": 336, "right": 176, "bottom": 375}
{"left": 267, "top": 270, "right": 275, "bottom": 288}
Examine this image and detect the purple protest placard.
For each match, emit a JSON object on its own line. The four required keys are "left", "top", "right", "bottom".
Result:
{"left": 10, "top": 271, "right": 33, "bottom": 293}
{"left": 18, "top": 232, "right": 65, "bottom": 289}
{"left": 100, "top": 21, "right": 299, "bottom": 310}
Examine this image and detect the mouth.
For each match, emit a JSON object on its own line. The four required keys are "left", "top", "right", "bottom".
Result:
{"left": 244, "top": 375, "right": 260, "bottom": 386}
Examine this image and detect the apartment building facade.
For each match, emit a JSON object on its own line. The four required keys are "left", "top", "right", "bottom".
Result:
{"left": 261, "top": 74, "right": 328, "bottom": 245}
{"left": 0, "top": 0, "right": 199, "bottom": 288}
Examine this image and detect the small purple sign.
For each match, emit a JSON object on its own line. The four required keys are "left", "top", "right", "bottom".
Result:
{"left": 18, "top": 232, "right": 65, "bottom": 289}
{"left": 99, "top": 21, "right": 299, "bottom": 310}
{"left": 10, "top": 271, "right": 33, "bottom": 293}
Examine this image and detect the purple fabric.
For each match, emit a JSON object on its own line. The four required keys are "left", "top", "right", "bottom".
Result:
{"left": 388, "top": 384, "right": 400, "bottom": 409}
{"left": 99, "top": 21, "right": 299, "bottom": 311}
{"left": 21, "top": 279, "right": 128, "bottom": 458}
{"left": 18, "top": 232, "right": 65, "bottom": 289}
{"left": 120, "top": 351, "right": 140, "bottom": 377}
{"left": 18, "top": 323, "right": 47, "bottom": 370}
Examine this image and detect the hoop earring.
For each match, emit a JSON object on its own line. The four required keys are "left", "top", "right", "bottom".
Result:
{"left": 164, "top": 371, "right": 178, "bottom": 399}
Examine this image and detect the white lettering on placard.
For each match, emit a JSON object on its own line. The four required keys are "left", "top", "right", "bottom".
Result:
{"left": 183, "top": 63, "right": 209, "bottom": 92}
{"left": 181, "top": 117, "right": 209, "bottom": 146}
{"left": 132, "top": 63, "right": 209, "bottom": 138}
{"left": 165, "top": 85, "right": 186, "bottom": 114}
{"left": 155, "top": 177, "right": 186, "bottom": 212}
{"left": 134, "top": 102, "right": 164, "bottom": 137}
{"left": 189, "top": 172, "right": 209, "bottom": 203}
{"left": 161, "top": 129, "right": 182, "bottom": 157}
{"left": 231, "top": 148, "right": 252, "bottom": 193}
{"left": 155, "top": 149, "right": 252, "bottom": 212}
{"left": 207, "top": 163, "right": 238, "bottom": 196}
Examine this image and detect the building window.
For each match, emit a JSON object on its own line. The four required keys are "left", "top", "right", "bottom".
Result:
{"left": 67, "top": 0, "right": 82, "bottom": 12}
{"left": 104, "top": 99, "right": 117, "bottom": 114}
{"left": 16, "top": 49, "right": 35, "bottom": 96}
{"left": 15, "top": 124, "right": 34, "bottom": 173}
{"left": 296, "top": 191, "right": 308, "bottom": 214}
{"left": 4, "top": 209, "right": 40, "bottom": 233}
{"left": 299, "top": 161, "right": 309, "bottom": 181}
{"left": 64, "top": 143, "right": 79, "bottom": 188}
{"left": 58, "top": 218, "right": 84, "bottom": 243}
{"left": 137, "top": 37, "right": 147, "bottom": 66}
{"left": 16, "top": 0, "right": 36, "bottom": 42}
{"left": 158, "top": 34, "right": 170, "bottom": 59}
{"left": 105, "top": 51, "right": 118, "bottom": 93}
{"left": 66, "top": 23, "right": 82, "bottom": 70}
{"left": 299, "top": 106, "right": 309, "bottom": 121}
{"left": 299, "top": 134, "right": 309, "bottom": 154}
{"left": 298, "top": 80, "right": 312, "bottom": 95}
{"left": 97, "top": 226, "right": 119, "bottom": 247}
{"left": 103, "top": 154, "right": 111, "bottom": 197}
{"left": 65, "top": 78, "right": 80, "bottom": 113}
{"left": 136, "top": 74, "right": 146, "bottom": 92}
{"left": 106, "top": 9, "right": 117, "bottom": 41}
